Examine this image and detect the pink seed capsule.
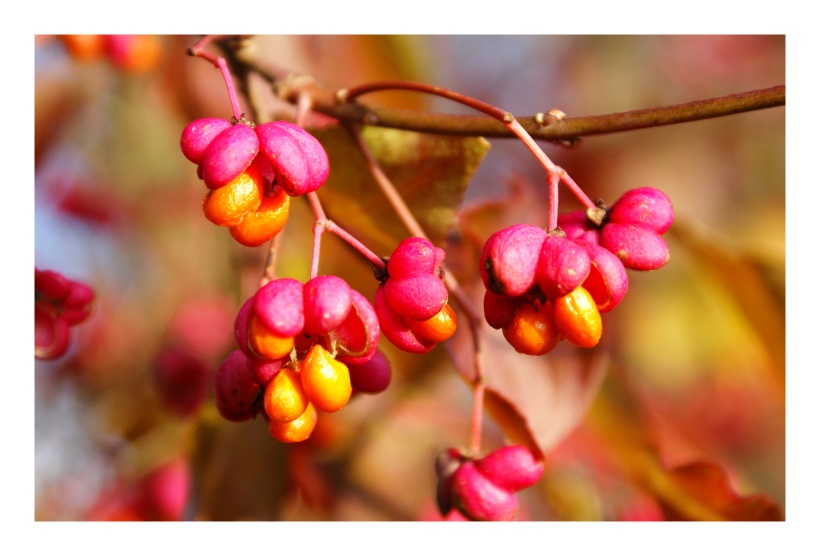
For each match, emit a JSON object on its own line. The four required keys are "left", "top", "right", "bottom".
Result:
{"left": 35, "top": 303, "right": 70, "bottom": 360}
{"left": 255, "top": 121, "right": 329, "bottom": 197}
{"left": 152, "top": 348, "right": 211, "bottom": 418}
{"left": 303, "top": 275, "right": 353, "bottom": 336}
{"left": 233, "top": 295, "right": 257, "bottom": 359}
{"left": 608, "top": 187, "right": 674, "bottom": 235}
{"left": 253, "top": 278, "right": 305, "bottom": 337}
{"left": 200, "top": 123, "right": 260, "bottom": 189}
{"left": 575, "top": 240, "right": 629, "bottom": 312}
{"left": 61, "top": 281, "right": 95, "bottom": 325}
{"left": 179, "top": 118, "right": 232, "bottom": 165}
{"left": 374, "top": 285, "right": 435, "bottom": 354}
{"left": 480, "top": 224, "right": 547, "bottom": 297}
{"left": 435, "top": 448, "right": 467, "bottom": 516}
{"left": 246, "top": 355, "right": 285, "bottom": 386}
{"left": 347, "top": 348, "right": 391, "bottom": 394}
{"left": 334, "top": 289, "right": 381, "bottom": 365}
{"left": 213, "top": 350, "right": 259, "bottom": 422}
{"left": 384, "top": 274, "right": 448, "bottom": 322}
{"left": 35, "top": 268, "right": 71, "bottom": 303}
{"left": 387, "top": 237, "right": 439, "bottom": 278}
{"left": 451, "top": 461, "right": 519, "bottom": 521}
{"left": 557, "top": 210, "right": 601, "bottom": 244}
{"left": 138, "top": 458, "right": 191, "bottom": 522}
{"left": 483, "top": 290, "right": 524, "bottom": 330}
{"left": 536, "top": 234, "right": 591, "bottom": 299}
{"left": 474, "top": 445, "right": 544, "bottom": 493}
{"left": 601, "top": 223, "right": 670, "bottom": 271}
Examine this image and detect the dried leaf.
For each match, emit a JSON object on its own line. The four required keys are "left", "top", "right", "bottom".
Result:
{"left": 447, "top": 310, "right": 608, "bottom": 460}
{"left": 313, "top": 125, "right": 490, "bottom": 255}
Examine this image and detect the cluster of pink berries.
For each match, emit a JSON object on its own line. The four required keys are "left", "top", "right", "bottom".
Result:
{"left": 481, "top": 187, "right": 673, "bottom": 355}
{"left": 179, "top": 118, "right": 329, "bottom": 246}
{"left": 35, "top": 268, "right": 95, "bottom": 360}
{"left": 214, "top": 276, "right": 390, "bottom": 442}
{"left": 436, "top": 445, "right": 544, "bottom": 521}
{"left": 375, "top": 237, "right": 457, "bottom": 354}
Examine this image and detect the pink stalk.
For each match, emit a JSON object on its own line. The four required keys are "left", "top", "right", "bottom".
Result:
{"left": 188, "top": 35, "right": 244, "bottom": 122}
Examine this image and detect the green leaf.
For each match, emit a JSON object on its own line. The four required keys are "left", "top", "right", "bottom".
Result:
{"left": 312, "top": 125, "right": 490, "bottom": 256}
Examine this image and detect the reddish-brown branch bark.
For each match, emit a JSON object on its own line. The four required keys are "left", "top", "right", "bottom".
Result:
{"left": 217, "top": 37, "right": 784, "bottom": 142}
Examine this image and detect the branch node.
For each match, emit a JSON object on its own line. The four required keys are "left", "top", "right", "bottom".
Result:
{"left": 536, "top": 109, "right": 567, "bottom": 127}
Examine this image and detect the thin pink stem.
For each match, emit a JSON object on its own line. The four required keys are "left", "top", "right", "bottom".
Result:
{"left": 217, "top": 58, "right": 244, "bottom": 122}
{"left": 349, "top": 122, "right": 487, "bottom": 453}
{"left": 547, "top": 173, "right": 560, "bottom": 231}
{"left": 347, "top": 126, "right": 428, "bottom": 240}
{"left": 341, "top": 80, "right": 508, "bottom": 121}
{"left": 327, "top": 222, "right": 385, "bottom": 269}
{"left": 297, "top": 93, "right": 386, "bottom": 275}
{"left": 470, "top": 382, "right": 486, "bottom": 454}
{"left": 559, "top": 172, "right": 596, "bottom": 211}
{"left": 188, "top": 36, "right": 244, "bottom": 122}
{"left": 307, "top": 192, "right": 326, "bottom": 279}
{"left": 505, "top": 119, "right": 596, "bottom": 210}
{"left": 342, "top": 80, "right": 597, "bottom": 210}
{"left": 260, "top": 231, "right": 283, "bottom": 288}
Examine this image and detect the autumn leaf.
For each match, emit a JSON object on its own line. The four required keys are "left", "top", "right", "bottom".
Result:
{"left": 668, "top": 220, "right": 785, "bottom": 388}
{"left": 659, "top": 460, "right": 784, "bottom": 521}
{"left": 446, "top": 299, "right": 609, "bottom": 460}
{"left": 313, "top": 125, "right": 490, "bottom": 255}
{"left": 587, "top": 370, "right": 784, "bottom": 521}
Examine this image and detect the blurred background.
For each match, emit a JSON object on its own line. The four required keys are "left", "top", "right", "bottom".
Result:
{"left": 33, "top": 35, "right": 785, "bottom": 521}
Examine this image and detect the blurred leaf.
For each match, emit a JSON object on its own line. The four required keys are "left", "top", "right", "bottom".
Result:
{"left": 34, "top": 70, "right": 84, "bottom": 167}
{"left": 447, "top": 317, "right": 608, "bottom": 460}
{"left": 669, "top": 220, "right": 785, "bottom": 389}
{"left": 314, "top": 125, "right": 490, "bottom": 255}
{"left": 588, "top": 370, "right": 784, "bottom": 521}
{"left": 660, "top": 460, "right": 783, "bottom": 521}
{"left": 191, "top": 414, "right": 289, "bottom": 520}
